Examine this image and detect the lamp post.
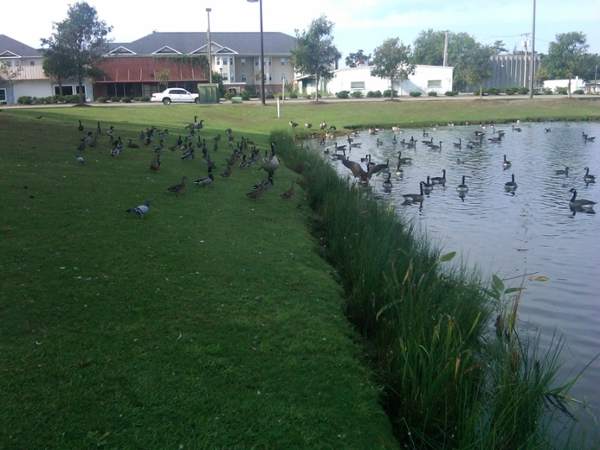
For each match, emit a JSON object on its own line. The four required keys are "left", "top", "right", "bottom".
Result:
{"left": 247, "top": 0, "right": 265, "bottom": 105}
{"left": 528, "top": 0, "right": 536, "bottom": 98}
{"left": 206, "top": 8, "right": 212, "bottom": 84}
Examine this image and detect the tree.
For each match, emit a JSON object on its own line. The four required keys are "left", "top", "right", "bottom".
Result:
{"left": 537, "top": 32, "right": 589, "bottom": 98}
{"left": 370, "top": 38, "right": 415, "bottom": 99}
{"left": 345, "top": 50, "right": 371, "bottom": 68}
{"left": 412, "top": 29, "right": 445, "bottom": 66}
{"left": 41, "top": 45, "right": 75, "bottom": 96}
{"left": 492, "top": 40, "right": 508, "bottom": 54}
{"left": 41, "top": 2, "right": 112, "bottom": 105}
{"left": 465, "top": 44, "right": 494, "bottom": 98}
{"left": 290, "top": 15, "right": 341, "bottom": 102}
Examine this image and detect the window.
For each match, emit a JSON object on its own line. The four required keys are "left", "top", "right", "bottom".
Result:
{"left": 222, "top": 58, "right": 227, "bottom": 65}
{"left": 222, "top": 73, "right": 228, "bottom": 81}
{"left": 55, "top": 85, "right": 74, "bottom": 95}
{"left": 0, "top": 88, "right": 6, "bottom": 102}
{"left": 266, "top": 58, "right": 271, "bottom": 66}
{"left": 350, "top": 81, "right": 365, "bottom": 89}
{"left": 29, "top": 60, "right": 35, "bottom": 66}
{"left": 281, "top": 73, "right": 286, "bottom": 81}
{"left": 76, "top": 85, "right": 86, "bottom": 95}
{"left": 427, "top": 80, "right": 442, "bottom": 88}
{"left": 268, "top": 73, "right": 272, "bottom": 81}
{"left": 241, "top": 58, "right": 246, "bottom": 66}
{"left": 229, "top": 57, "right": 234, "bottom": 65}
{"left": 3, "top": 60, "right": 12, "bottom": 67}
{"left": 230, "top": 74, "right": 235, "bottom": 82}
{"left": 241, "top": 73, "right": 247, "bottom": 82}
{"left": 280, "top": 58, "right": 285, "bottom": 66}
{"left": 254, "top": 57, "right": 259, "bottom": 67}
{"left": 14, "top": 59, "right": 20, "bottom": 66}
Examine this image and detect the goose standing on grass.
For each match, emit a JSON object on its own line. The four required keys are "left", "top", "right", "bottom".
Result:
{"left": 583, "top": 167, "right": 596, "bottom": 183}
{"left": 555, "top": 166, "right": 569, "bottom": 175}
{"left": 402, "top": 182, "right": 425, "bottom": 203}
{"left": 504, "top": 174, "right": 518, "bottom": 191}
{"left": 456, "top": 176, "right": 469, "bottom": 193}
{"left": 502, "top": 154, "right": 512, "bottom": 169}
{"left": 431, "top": 169, "right": 447, "bottom": 185}
{"left": 568, "top": 188, "right": 596, "bottom": 211}
{"left": 126, "top": 199, "right": 150, "bottom": 217}
{"left": 78, "top": 120, "right": 84, "bottom": 132}
{"left": 259, "top": 142, "right": 279, "bottom": 172}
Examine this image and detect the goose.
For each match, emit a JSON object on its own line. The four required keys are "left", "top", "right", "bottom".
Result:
{"left": 342, "top": 158, "right": 388, "bottom": 184}
{"left": 583, "top": 167, "right": 596, "bottom": 183}
{"left": 422, "top": 176, "right": 434, "bottom": 193}
{"left": 397, "top": 151, "right": 412, "bottom": 165}
{"left": 280, "top": 180, "right": 295, "bottom": 199}
{"left": 289, "top": 121, "right": 298, "bottom": 127}
{"left": 456, "top": 158, "right": 464, "bottom": 164}
{"left": 555, "top": 166, "right": 569, "bottom": 175}
{"left": 392, "top": 135, "right": 397, "bottom": 145}
{"left": 582, "top": 133, "right": 595, "bottom": 142}
{"left": 382, "top": 173, "right": 393, "bottom": 191}
{"left": 502, "top": 155, "right": 511, "bottom": 169}
{"left": 488, "top": 135, "right": 502, "bottom": 143}
{"left": 456, "top": 176, "right": 469, "bottom": 193}
{"left": 376, "top": 138, "right": 383, "bottom": 147}
{"left": 512, "top": 125, "right": 521, "bottom": 132}
{"left": 334, "top": 142, "right": 347, "bottom": 151}
{"left": 259, "top": 142, "right": 279, "bottom": 172}
{"left": 194, "top": 167, "right": 214, "bottom": 187}
{"left": 167, "top": 176, "right": 187, "bottom": 196}
{"left": 392, "top": 125, "right": 403, "bottom": 133}
{"left": 504, "top": 174, "right": 518, "bottom": 191}
{"left": 128, "top": 139, "right": 140, "bottom": 149}
{"left": 78, "top": 120, "right": 84, "bottom": 132}
{"left": 429, "top": 141, "right": 443, "bottom": 150}
{"left": 394, "top": 161, "right": 403, "bottom": 175}
{"left": 430, "top": 169, "right": 447, "bottom": 185}
{"left": 126, "top": 199, "right": 150, "bottom": 217}
{"left": 305, "top": 122, "right": 312, "bottom": 129}
{"left": 453, "top": 138, "right": 462, "bottom": 149}
{"left": 421, "top": 137, "right": 433, "bottom": 145}
{"left": 422, "top": 129, "right": 429, "bottom": 137}
{"left": 402, "top": 182, "right": 425, "bottom": 203}
{"left": 568, "top": 188, "right": 596, "bottom": 210}
{"left": 544, "top": 128, "right": 551, "bottom": 133}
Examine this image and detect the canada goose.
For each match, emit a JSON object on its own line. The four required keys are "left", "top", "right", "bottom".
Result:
{"left": 342, "top": 158, "right": 388, "bottom": 184}
{"left": 394, "top": 161, "right": 403, "bottom": 175}
{"left": 305, "top": 123, "right": 312, "bottom": 129}
{"left": 422, "top": 176, "right": 434, "bottom": 193}
{"left": 568, "top": 188, "right": 596, "bottom": 210}
{"left": 430, "top": 169, "right": 447, "bottom": 185}
{"left": 582, "top": 133, "right": 595, "bottom": 142}
{"left": 456, "top": 175, "right": 469, "bottom": 193}
{"left": 78, "top": 120, "right": 84, "bottom": 132}
{"left": 429, "top": 141, "right": 443, "bottom": 150}
{"left": 502, "top": 155, "right": 512, "bottom": 169}
{"left": 583, "top": 167, "right": 596, "bottom": 183}
{"left": 512, "top": 125, "right": 521, "bottom": 132}
{"left": 333, "top": 142, "right": 347, "bottom": 151}
{"left": 453, "top": 138, "right": 462, "bottom": 149}
{"left": 402, "top": 182, "right": 425, "bottom": 203}
{"left": 555, "top": 167, "right": 569, "bottom": 175}
{"left": 126, "top": 199, "right": 150, "bottom": 217}
{"left": 422, "top": 129, "right": 429, "bottom": 137}
{"left": 392, "top": 126, "right": 403, "bottom": 133}
{"left": 456, "top": 158, "right": 464, "bottom": 164}
{"left": 421, "top": 137, "right": 434, "bottom": 145}
{"left": 289, "top": 121, "right": 298, "bottom": 127}
{"left": 382, "top": 173, "right": 393, "bottom": 191}
{"left": 397, "top": 151, "right": 412, "bottom": 165}
{"left": 504, "top": 174, "right": 518, "bottom": 191}
{"left": 259, "top": 142, "right": 279, "bottom": 172}
{"left": 167, "top": 176, "right": 187, "bottom": 196}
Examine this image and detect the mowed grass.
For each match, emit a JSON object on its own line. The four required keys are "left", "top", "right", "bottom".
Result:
{"left": 0, "top": 105, "right": 397, "bottom": 449}
{"left": 1, "top": 98, "right": 597, "bottom": 449}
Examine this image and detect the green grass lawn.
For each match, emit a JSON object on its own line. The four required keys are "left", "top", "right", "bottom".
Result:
{"left": 1, "top": 98, "right": 597, "bottom": 449}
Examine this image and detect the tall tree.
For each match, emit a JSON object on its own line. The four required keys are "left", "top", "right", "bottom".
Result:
{"left": 411, "top": 29, "right": 445, "bottom": 66}
{"left": 370, "top": 38, "right": 415, "bottom": 99}
{"left": 537, "top": 32, "right": 589, "bottom": 98}
{"left": 492, "top": 40, "right": 508, "bottom": 54}
{"left": 465, "top": 44, "right": 494, "bottom": 98}
{"left": 290, "top": 15, "right": 341, "bottom": 102}
{"left": 345, "top": 50, "right": 371, "bottom": 68}
{"left": 41, "top": 44, "right": 75, "bottom": 96}
{"left": 41, "top": 2, "right": 112, "bottom": 104}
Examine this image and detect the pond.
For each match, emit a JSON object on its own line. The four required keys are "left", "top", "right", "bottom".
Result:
{"left": 307, "top": 121, "right": 599, "bottom": 425}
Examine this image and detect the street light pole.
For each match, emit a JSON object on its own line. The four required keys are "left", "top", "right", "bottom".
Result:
{"left": 206, "top": 8, "right": 212, "bottom": 84}
{"left": 528, "top": 0, "right": 536, "bottom": 98}
{"left": 248, "top": 0, "right": 265, "bottom": 105}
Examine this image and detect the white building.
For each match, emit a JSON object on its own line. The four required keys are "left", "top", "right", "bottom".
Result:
{"left": 543, "top": 77, "right": 586, "bottom": 93}
{"left": 324, "top": 64, "right": 454, "bottom": 97}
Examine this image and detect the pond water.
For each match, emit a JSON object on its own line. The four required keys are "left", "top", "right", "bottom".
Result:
{"left": 308, "top": 121, "right": 600, "bottom": 424}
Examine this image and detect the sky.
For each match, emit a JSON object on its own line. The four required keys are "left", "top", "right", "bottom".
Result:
{"left": 4, "top": 0, "right": 599, "bottom": 64}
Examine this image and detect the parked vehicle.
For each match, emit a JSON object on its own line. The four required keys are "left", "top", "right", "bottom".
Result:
{"left": 151, "top": 88, "right": 199, "bottom": 105}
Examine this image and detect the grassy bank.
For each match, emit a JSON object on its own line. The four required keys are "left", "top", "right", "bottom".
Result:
{"left": 1, "top": 100, "right": 597, "bottom": 448}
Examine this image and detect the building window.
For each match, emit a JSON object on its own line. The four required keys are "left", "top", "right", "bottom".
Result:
{"left": 230, "top": 74, "right": 235, "bottom": 82}
{"left": 222, "top": 73, "right": 228, "bottom": 81}
{"left": 268, "top": 73, "right": 272, "bottom": 81}
{"left": 14, "top": 59, "right": 20, "bottom": 66}
{"left": 427, "top": 80, "right": 442, "bottom": 88}
{"left": 55, "top": 85, "right": 74, "bottom": 95}
{"left": 0, "top": 88, "right": 6, "bottom": 102}
{"left": 229, "top": 57, "right": 234, "bottom": 65}
{"left": 350, "top": 81, "right": 365, "bottom": 89}
{"left": 76, "top": 85, "right": 86, "bottom": 95}
{"left": 280, "top": 58, "right": 285, "bottom": 66}
{"left": 3, "top": 60, "right": 12, "bottom": 67}
{"left": 222, "top": 58, "right": 227, "bottom": 65}
{"left": 281, "top": 73, "right": 286, "bottom": 81}
{"left": 254, "top": 57, "right": 259, "bottom": 67}
{"left": 216, "top": 57, "right": 221, "bottom": 66}
{"left": 241, "top": 58, "right": 246, "bottom": 66}
{"left": 29, "top": 60, "right": 35, "bottom": 66}
{"left": 241, "top": 73, "right": 247, "bottom": 82}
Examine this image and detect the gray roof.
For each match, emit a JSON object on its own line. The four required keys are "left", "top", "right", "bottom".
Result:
{"left": 0, "top": 34, "right": 43, "bottom": 58}
{"left": 108, "top": 32, "right": 295, "bottom": 56}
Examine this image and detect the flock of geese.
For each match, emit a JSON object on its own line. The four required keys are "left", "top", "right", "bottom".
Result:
{"left": 72, "top": 117, "right": 296, "bottom": 217}
{"left": 318, "top": 123, "right": 597, "bottom": 213}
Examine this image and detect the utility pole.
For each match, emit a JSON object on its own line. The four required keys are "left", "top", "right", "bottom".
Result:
{"left": 528, "top": 0, "right": 536, "bottom": 98}
{"left": 206, "top": 8, "right": 212, "bottom": 84}
{"left": 521, "top": 32, "right": 530, "bottom": 88}
{"left": 443, "top": 30, "right": 449, "bottom": 67}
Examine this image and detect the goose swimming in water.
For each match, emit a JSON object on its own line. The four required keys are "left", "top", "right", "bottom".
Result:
{"left": 430, "top": 169, "right": 447, "bottom": 185}
{"left": 402, "top": 182, "right": 425, "bottom": 203}
{"left": 504, "top": 174, "right": 518, "bottom": 191}
{"left": 583, "top": 167, "right": 596, "bottom": 183}
{"left": 382, "top": 173, "right": 393, "bottom": 191}
{"left": 421, "top": 176, "right": 434, "bottom": 193}
{"left": 502, "top": 154, "right": 512, "bottom": 169}
{"left": 456, "top": 176, "right": 469, "bottom": 193}
{"left": 555, "top": 166, "right": 569, "bottom": 175}
{"left": 568, "top": 188, "right": 596, "bottom": 210}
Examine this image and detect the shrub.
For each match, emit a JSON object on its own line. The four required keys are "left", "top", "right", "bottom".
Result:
{"left": 65, "top": 94, "right": 80, "bottom": 103}
{"left": 472, "top": 87, "right": 488, "bottom": 96}
{"left": 366, "top": 90, "right": 382, "bottom": 98}
{"left": 96, "top": 97, "right": 107, "bottom": 103}
{"left": 121, "top": 96, "right": 131, "bottom": 103}
{"left": 289, "top": 92, "right": 298, "bottom": 99}
{"left": 266, "top": 93, "right": 275, "bottom": 99}
{"left": 543, "top": 88, "right": 552, "bottom": 95}
{"left": 517, "top": 87, "right": 529, "bottom": 95}
{"left": 140, "top": 96, "right": 150, "bottom": 102}
{"left": 504, "top": 86, "right": 519, "bottom": 95}
{"left": 223, "top": 92, "right": 234, "bottom": 100}
{"left": 383, "top": 89, "right": 398, "bottom": 97}
{"left": 110, "top": 96, "right": 120, "bottom": 102}
{"left": 486, "top": 87, "right": 500, "bottom": 95}
{"left": 409, "top": 91, "right": 422, "bottom": 97}
{"left": 336, "top": 90, "right": 349, "bottom": 99}
{"left": 573, "top": 89, "right": 584, "bottom": 95}
{"left": 17, "top": 96, "right": 33, "bottom": 105}
{"left": 556, "top": 87, "right": 568, "bottom": 95}
{"left": 445, "top": 91, "right": 458, "bottom": 96}
{"left": 240, "top": 90, "right": 252, "bottom": 100}
{"left": 427, "top": 91, "right": 437, "bottom": 97}
{"left": 304, "top": 93, "right": 312, "bottom": 99}
{"left": 350, "top": 91, "right": 363, "bottom": 98}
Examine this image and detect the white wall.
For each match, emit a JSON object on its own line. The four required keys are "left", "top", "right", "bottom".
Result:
{"left": 326, "top": 65, "right": 454, "bottom": 96}
{"left": 543, "top": 77, "right": 586, "bottom": 93}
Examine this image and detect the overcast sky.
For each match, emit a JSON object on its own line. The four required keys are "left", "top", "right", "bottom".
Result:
{"left": 4, "top": 0, "right": 599, "bottom": 63}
